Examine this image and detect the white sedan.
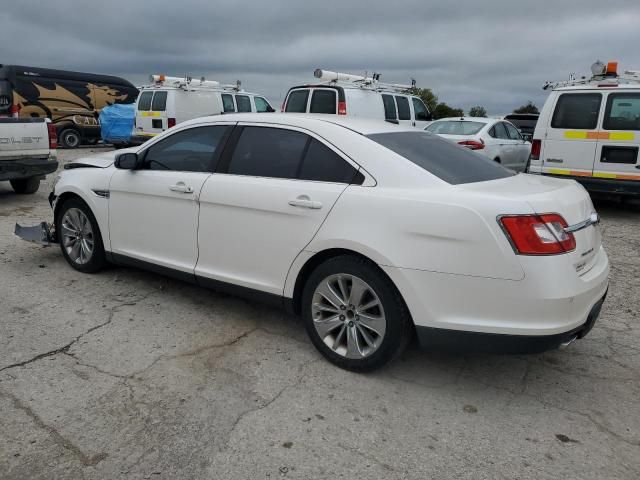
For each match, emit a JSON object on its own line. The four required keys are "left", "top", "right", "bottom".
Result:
{"left": 24, "top": 114, "right": 609, "bottom": 371}
{"left": 425, "top": 117, "right": 532, "bottom": 172}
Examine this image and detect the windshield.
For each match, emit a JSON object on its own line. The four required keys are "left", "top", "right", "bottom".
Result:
{"left": 366, "top": 131, "right": 515, "bottom": 185}
{"left": 425, "top": 121, "right": 485, "bottom": 135}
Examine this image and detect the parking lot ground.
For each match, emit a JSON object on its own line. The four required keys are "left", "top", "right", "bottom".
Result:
{"left": 1, "top": 147, "right": 639, "bottom": 480}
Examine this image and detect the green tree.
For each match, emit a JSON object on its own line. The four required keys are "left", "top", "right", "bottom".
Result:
{"left": 433, "top": 103, "right": 464, "bottom": 119}
{"left": 468, "top": 106, "right": 487, "bottom": 117}
{"left": 513, "top": 101, "right": 539, "bottom": 114}
{"left": 405, "top": 87, "right": 438, "bottom": 113}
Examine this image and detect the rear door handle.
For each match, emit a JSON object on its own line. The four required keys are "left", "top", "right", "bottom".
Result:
{"left": 288, "top": 195, "right": 322, "bottom": 209}
{"left": 169, "top": 182, "right": 193, "bottom": 193}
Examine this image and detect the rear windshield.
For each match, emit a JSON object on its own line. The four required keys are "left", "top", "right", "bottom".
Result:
{"left": 137, "top": 91, "right": 153, "bottom": 111}
{"left": 151, "top": 91, "right": 167, "bottom": 111}
{"left": 285, "top": 90, "right": 309, "bottom": 113}
{"left": 425, "top": 121, "right": 485, "bottom": 135}
{"left": 366, "top": 131, "right": 514, "bottom": 185}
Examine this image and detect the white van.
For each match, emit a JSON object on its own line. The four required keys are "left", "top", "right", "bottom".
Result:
{"left": 133, "top": 75, "right": 274, "bottom": 144}
{"left": 282, "top": 69, "right": 432, "bottom": 128}
{"left": 529, "top": 61, "right": 640, "bottom": 196}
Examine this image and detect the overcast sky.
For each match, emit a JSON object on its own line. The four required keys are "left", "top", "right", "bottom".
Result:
{"left": 2, "top": 1, "right": 639, "bottom": 115}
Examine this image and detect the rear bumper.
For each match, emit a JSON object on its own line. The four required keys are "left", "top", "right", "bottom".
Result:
{"left": 415, "top": 290, "right": 606, "bottom": 354}
{"left": 0, "top": 157, "right": 58, "bottom": 181}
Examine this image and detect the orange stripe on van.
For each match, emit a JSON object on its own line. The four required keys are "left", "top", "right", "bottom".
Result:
{"left": 564, "top": 131, "right": 635, "bottom": 141}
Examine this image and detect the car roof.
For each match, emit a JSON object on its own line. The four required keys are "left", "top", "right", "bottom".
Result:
{"left": 553, "top": 84, "right": 640, "bottom": 92}
{"left": 431, "top": 117, "right": 495, "bottom": 124}
{"left": 183, "top": 113, "right": 417, "bottom": 135}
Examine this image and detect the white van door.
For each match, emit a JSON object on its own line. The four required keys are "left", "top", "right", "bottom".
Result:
{"left": 592, "top": 91, "right": 640, "bottom": 182}
{"left": 540, "top": 92, "right": 603, "bottom": 177}
{"left": 135, "top": 90, "right": 169, "bottom": 138}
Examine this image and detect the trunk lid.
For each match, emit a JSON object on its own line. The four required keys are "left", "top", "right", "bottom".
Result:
{"left": 460, "top": 173, "right": 602, "bottom": 275}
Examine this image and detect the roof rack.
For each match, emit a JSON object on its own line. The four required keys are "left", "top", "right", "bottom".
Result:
{"left": 145, "top": 74, "right": 243, "bottom": 92}
{"left": 312, "top": 69, "right": 416, "bottom": 93}
{"left": 543, "top": 60, "right": 640, "bottom": 90}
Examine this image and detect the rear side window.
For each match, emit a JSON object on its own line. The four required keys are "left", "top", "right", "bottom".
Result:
{"left": 427, "top": 121, "right": 485, "bottom": 135}
{"left": 382, "top": 94, "right": 397, "bottom": 121}
{"left": 299, "top": 139, "right": 357, "bottom": 183}
{"left": 222, "top": 94, "right": 235, "bottom": 112}
{"left": 367, "top": 131, "right": 514, "bottom": 185}
{"left": 151, "top": 91, "right": 167, "bottom": 111}
{"left": 412, "top": 98, "right": 430, "bottom": 121}
{"left": 285, "top": 90, "right": 309, "bottom": 113}
{"left": 254, "top": 96, "right": 272, "bottom": 113}
{"left": 395, "top": 96, "right": 411, "bottom": 120}
{"left": 227, "top": 127, "right": 308, "bottom": 179}
{"left": 137, "top": 91, "right": 153, "bottom": 111}
{"left": 143, "top": 126, "right": 230, "bottom": 172}
{"left": 235, "top": 95, "right": 252, "bottom": 113}
{"left": 603, "top": 93, "right": 640, "bottom": 131}
{"left": 551, "top": 93, "right": 602, "bottom": 129}
{"left": 310, "top": 90, "right": 337, "bottom": 114}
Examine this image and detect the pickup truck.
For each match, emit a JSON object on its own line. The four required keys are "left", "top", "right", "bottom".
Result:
{"left": 0, "top": 117, "right": 58, "bottom": 194}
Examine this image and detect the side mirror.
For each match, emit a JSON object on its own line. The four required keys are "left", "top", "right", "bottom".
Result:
{"left": 266, "top": 106, "right": 276, "bottom": 112}
{"left": 114, "top": 152, "right": 141, "bottom": 170}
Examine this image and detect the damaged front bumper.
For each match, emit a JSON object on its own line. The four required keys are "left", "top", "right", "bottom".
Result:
{"left": 14, "top": 222, "right": 56, "bottom": 246}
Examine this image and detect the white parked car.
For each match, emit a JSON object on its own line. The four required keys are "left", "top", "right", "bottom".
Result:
{"left": 19, "top": 114, "right": 609, "bottom": 371}
{"left": 425, "top": 117, "right": 531, "bottom": 172}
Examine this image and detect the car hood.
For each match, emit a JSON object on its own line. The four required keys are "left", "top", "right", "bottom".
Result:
{"left": 65, "top": 148, "right": 137, "bottom": 169}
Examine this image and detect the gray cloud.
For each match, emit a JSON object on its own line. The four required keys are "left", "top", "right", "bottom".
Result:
{"left": 2, "top": 1, "right": 639, "bottom": 114}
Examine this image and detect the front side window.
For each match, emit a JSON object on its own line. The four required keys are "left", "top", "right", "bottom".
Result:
{"left": 151, "top": 91, "right": 167, "bottom": 111}
{"left": 551, "top": 93, "right": 602, "bottom": 130}
{"left": 235, "top": 95, "right": 252, "bottom": 112}
{"left": 299, "top": 139, "right": 358, "bottom": 183}
{"left": 137, "top": 91, "right": 153, "bottom": 111}
{"left": 309, "top": 89, "right": 337, "bottom": 114}
{"left": 285, "top": 90, "right": 309, "bottom": 113}
{"left": 227, "top": 127, "right": 308, "bottom": 179}
{"left": 504, "top": 122, "right": 522, "bottom": 140}
{"left": 489, "top": 122, "right": 509, "bottom": 139}
{"left": 412, "top": 98, "right": 430, "bottom": 121}
{"left": 143, "top": 126, "right": 229, "bottom": 172}
{"left": 254, "top": 96, "right": 272, "bottom": 113}
{"left": 427, "top": 121, "right": 485, "bottom": 135}
{"left": 367, "top": 131, "right": 514, "bottom": 185}
{"left": 603, "top": 93, "right": 640, "bottom": 131}
{"left": 382, "top": 94, "right": 397, "bottom": 121}
{"left": 222, "top": 94, "right": 235, "bottom": 113}
{"left": 395, "top": 96, "right": 411, "bottom": 120}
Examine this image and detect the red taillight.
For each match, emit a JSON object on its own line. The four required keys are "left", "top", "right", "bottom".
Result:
{"left": 499, "top": 214, "right": 576, "bottom": 255}
{"left": 458, "top": 139, "right": 484, "bottom": 150}
{"left": 168, "top": 118, "right": 176, "bottom": 128}
{"left": 338, "top": 101, "right": 347, "bottom": 115}
{"left": 10, "top": 104, "right": 20, "bottom": 118}
{"left": 531, "top": 139, "right": 541, "bottom": 160}
{"left": 47, "top": 123, "right": 57, "bottom": 150}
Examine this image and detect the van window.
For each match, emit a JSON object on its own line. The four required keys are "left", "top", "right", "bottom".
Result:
{"left": 285, "top": 90, "right": 309, "bottom": 113}
{"left": 254, "top": 96, "right": 271, "bottom": 113}
{"left": 222, "top": 94, "right": 235, "bottom": 113}
{"left": 299, "top": 139, "right": 358, "bottom": 183}
{"left": 235, "top": 95, "right": 252, "bottom": 113}
{"left": 382, "top": 94, "right": 397, "bottom": 121}
{"left": 603, "top": 93, "right": 640, "bottom": 131}
{"left": 551, "top": 93, "right": 602, "bottom": 130}
{"left": 138, "top": 91, "right": 153, "bottom": 111}
{"left": 309, "top": 90, "right": 336, "bottom": 114}
{"left": 412, "top": 98, "right": 430, "bottom": 121}
{"left": 227, "top": 127, "right": 308, "bottom": 179}
{"left": 151, "top": 91, "right": 167, "bottom": 111}
{"left": 367, "top": 131, "right": 514, "bottom": 185}
{"left": 395, "top": 96, "right": 411, "bottom": 120}
{"left": 143, "top": 126, "right": 230, "bottom": 172}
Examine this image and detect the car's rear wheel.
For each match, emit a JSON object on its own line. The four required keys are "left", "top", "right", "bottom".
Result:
{"left": 10, "top": 177, "right": 40, "bottom": 194}
{"left": 302, "top": 255, "right": 412, "bottom": 372}
{"left": 59, "top": 128, "right": 82, "bottom": 149}
{"left": 56, "top": 198, "right": 107, "bottom": 273}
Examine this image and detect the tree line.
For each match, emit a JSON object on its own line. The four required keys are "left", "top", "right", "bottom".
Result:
{"left": 406, "top": 87, "right": 539, "bottom": 119}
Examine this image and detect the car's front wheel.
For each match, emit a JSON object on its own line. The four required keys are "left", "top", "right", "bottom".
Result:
{"left": 56, "top": 198, "right": 107, "bottom": 273}
{"left": 302, "top": 255, "right": 412, "bottom": 372}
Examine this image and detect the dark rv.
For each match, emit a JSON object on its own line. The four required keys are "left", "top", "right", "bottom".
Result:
{"left": 0, "top": 65, "right": 138, "bottom": 148}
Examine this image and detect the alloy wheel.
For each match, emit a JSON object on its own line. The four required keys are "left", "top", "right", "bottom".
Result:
{"left": 61, "top": 208, "right": 94, "bottom": 264}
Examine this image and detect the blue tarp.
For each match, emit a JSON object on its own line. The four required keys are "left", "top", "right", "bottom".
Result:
{"left": 100, "top": 103, "right": 135, "bottom": 144}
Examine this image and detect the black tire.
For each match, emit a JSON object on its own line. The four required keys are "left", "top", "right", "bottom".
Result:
{"left": 524, "top": 156, "right": 531, "bottom": 173}
{"left": 59, "top": 128, "right": 82, "bottom": 149}
{"left": 56, "top": 197, "right": 107, "bottom": 273}
{"left": 301, "top": 255, "right": 413, "bottom": 372}
{"left": 10, "top": 177, "right": 40, "bottom": 194}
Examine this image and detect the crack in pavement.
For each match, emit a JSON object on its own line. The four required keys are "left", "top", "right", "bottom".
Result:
{"left": 0, "top": 389, "right": 108, "bottom": 467}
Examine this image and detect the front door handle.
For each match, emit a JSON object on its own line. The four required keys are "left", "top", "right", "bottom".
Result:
{"left": 288, "top": 195, "right": 322, "bottom": 209}
{"left": 169, "top": 182, "right": 193, "bottom": 194}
